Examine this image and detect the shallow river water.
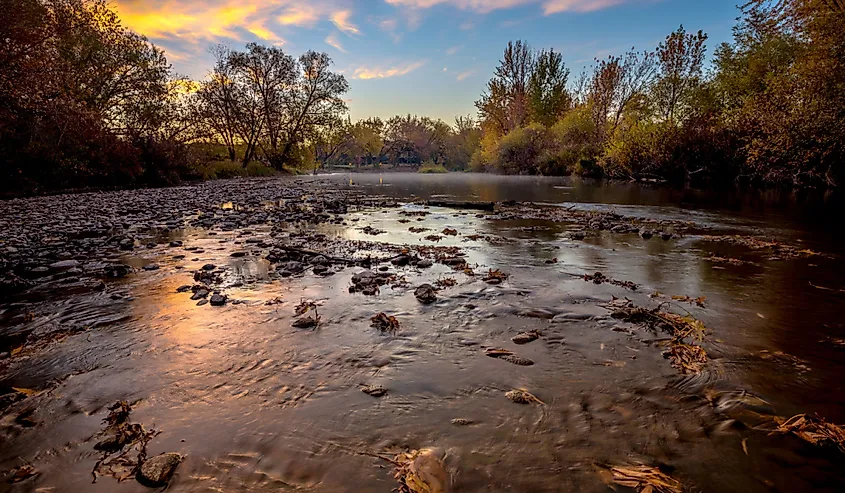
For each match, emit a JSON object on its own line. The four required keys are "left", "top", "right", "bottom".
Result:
{"left": 1, "top": 173, "right": 844, "bottom": 492}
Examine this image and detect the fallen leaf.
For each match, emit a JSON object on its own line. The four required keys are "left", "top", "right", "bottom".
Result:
{"left": 12, "top": 387, "right": 37, "bottom": 396}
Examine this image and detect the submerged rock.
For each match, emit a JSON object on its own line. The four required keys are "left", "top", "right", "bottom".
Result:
{"left": 414, "top": 284, "right": 437, "bottom": 304}
{"left": 137, "top": 452, "right": 182, "bottom": 487}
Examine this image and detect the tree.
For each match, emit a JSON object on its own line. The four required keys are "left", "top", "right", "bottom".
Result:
{"left": 528, "top": 49, "right": 571, "bottom": 126}
{"left": 589, "top": 49, "right": 657, "bottom": 135}
{"left": 653, "top": 26, "right": 708, "bottom": 123}
{"left": 195, "top": 46, "right": 241, "bottom": 161}
{"left": 476, "top": 40, "right": 535, "bottom": 134}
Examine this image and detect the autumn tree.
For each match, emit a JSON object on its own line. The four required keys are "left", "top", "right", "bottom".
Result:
{"left": 653, "top": 26, "right": 708, "bottom": 123}
{"left": 476, "top": 40, "right": 535, "bottom": 134}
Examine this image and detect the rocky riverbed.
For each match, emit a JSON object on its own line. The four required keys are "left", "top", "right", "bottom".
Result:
{"left": 1, "top": 174, "right": 844, "bottom": 492}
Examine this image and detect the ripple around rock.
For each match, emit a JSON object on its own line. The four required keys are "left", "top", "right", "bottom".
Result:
{"left": 137, "top": 452, "right": 182, "bottom": 487}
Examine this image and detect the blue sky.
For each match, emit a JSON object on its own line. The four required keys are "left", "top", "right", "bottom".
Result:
{"left": 114, "top": 0, "right": 742, "bottom": 123}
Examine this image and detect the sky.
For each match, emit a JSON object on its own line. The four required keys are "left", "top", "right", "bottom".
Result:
{"left": 112, "top": 0, "right": 743, "bottom": 123}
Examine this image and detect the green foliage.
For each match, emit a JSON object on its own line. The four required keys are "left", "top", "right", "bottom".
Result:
{"left": 418, "top": 161, "right": 449, "bottom": 174}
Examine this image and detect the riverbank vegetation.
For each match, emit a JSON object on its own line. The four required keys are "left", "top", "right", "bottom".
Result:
{"left": 472, "top": 0, "right": 844, "bottom": 188}
{"left": 1, "top": 0, "right": 842, "bottom": 193}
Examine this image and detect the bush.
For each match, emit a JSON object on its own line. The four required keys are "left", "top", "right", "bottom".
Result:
{"left": 495, "top": 124, "right": 548, "bottom": 174}
{"left": 418, "top": 161, "right": 448, "bottom": 173}
{"left": 547, "top": 106, "right": 602, "bottom": 176}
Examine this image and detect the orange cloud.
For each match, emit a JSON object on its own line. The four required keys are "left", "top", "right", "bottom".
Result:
{"left": 456, "top": 69, "right": 475, "bottom": 81}
{"left": 331, "top": 10, "right": 361, "bottom": 35}
{"left": 325, "top": 33, "right": 347, "bottom": 53}
{"left": 352, "top": 60, "right": 426, "bottom": 79}
{"left": 112, "top": 0, "right": 352, "bottom": 44}
{"left": 543, "top": 0, "right": 628, "bottom": 13}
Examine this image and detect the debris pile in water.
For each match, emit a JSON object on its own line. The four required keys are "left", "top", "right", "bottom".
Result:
{"left": 610, "top": 300, "right": 709, "bottom": 374}
{"left": 604, "top": 464, "right": 683, "bottom": 493}
{"left": 772, "top": 414, "right": 845, "bottom": 453}
{"left": 371, "top": 312, "right": 400, "bottom": 332}
{"left": 92, "top": 401, "right": 160, "bottom": 483}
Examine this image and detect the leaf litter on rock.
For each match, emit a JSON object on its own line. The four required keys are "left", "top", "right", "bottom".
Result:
{"left": 371, "top": 313, "right": 400, "bottom": 332}
{"left": 92, "top": 401, "right": 160, "bottom": 483}
{"left": 392, "top": 448, "right": 449, "bottom": 493}
{"left": 505, "top": 389, "right": 544, "bottom": 405}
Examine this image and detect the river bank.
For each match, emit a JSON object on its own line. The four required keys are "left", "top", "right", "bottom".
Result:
{"left": 1, "top": 174, "right": 844, "bottom": 492}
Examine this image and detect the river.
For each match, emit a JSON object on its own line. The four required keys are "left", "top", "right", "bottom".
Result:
{"left": 1, "top": 173, "right": 843, "bottom": 492}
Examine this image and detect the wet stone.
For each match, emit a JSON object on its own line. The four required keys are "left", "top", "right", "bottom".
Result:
{"left": 201, "top": 263, "right": 216, "bottom": 271}
{"left": 142, "top": 264, "right": 160, "bottom": 271}
{"left": 169, "top": 241, "right": 183, "bottom": 247}
{"left": 190, "top": 289, "right": 209, "bottom": 300}
{"left": 414, "top": 284, "right": 437, "bottom": 304}
{"left": 209, "top": 293, "right": 227, "bottom": 306}
{"left": 361, "top": 385, "right": 387, "bottom": 397}
{"left": 137, "top": 452, "right": 182, "bottom": 487}
{"left": 49, "top": 259, "right": 80, "bottom": 269}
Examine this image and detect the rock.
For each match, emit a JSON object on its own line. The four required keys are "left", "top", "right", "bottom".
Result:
{"left": 201, "top": 263, "right": 216, "bottom": 271}
{"left": 137, "top": 452, "right": 182, "bottom": 487}
{"left": 119, "top": 238, "right": 134, "bottom": 250}
{"left": 391, "top": 255, "right": 410, "bottom": 267}
{"left": 451, "top": 418, "right": 473, "bottom": 426}
{"left": 414, "top": 284, "right": 437, "bottom": 304}
{"left": 49, "top": 259, "right": 80, "bottom": 269}
{"left": 361, "top": 384, "right": 387, "bottom": 397}
{"left": 142, "top": 264, "right": 159, "bottom": 271}
{"left": 512, "top": 330, "right": 541, "bottom": 345}
{"left": 196, "top": 299, "right": 208, "bottom": 306}
{"left": 569, "top": 231, "right": 586, "bottom": 240}
{"left": 640, "top": 229, "right": 653, "bottom": 240}
{"left": 190, "top": 289, "right": 209, "bottom": 300}
{"left": 176, "top": 285, "right": 192, "bottom": 293}
{"left": 104, "top": 264, "right": 131, "bottom": 278}
{"left": 611, "top": 225, "right": 629, "bottom": 233}
{"left": 312, "top": 264, "right": 329, "bottom": 275}
{"left": 169, "top": 241, "right": 183, "bottom": 247}
{"left": 661, "top": 232, "right": 674, "bottom": 241}
{"left": 230, "top": 251, "right": 247, "bottom": 258}
{"left": 284, "top": 261, "right": 304, "bottom": 274}
{"left": 209, "top": 293, "right": 227, "bottom": 306}
{"left": 416, "top": 259, "right": 433, "bottom": 268}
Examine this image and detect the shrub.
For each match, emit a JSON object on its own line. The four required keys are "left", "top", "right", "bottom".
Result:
{"left": 418, "top": 161, "right": 448, "bottom": 173}
{"left": 496, "top": 124, "right": 548, "bottom": 174}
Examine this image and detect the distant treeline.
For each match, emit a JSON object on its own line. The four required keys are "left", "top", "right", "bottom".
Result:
{"left": 1, "top": 0, "right": 843, "bottom": 192}
{"left": 470, "top": 0, "right": 845, "bottom": 188}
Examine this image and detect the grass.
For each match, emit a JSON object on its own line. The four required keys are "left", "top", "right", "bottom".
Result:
{"left": 191, "top": 160, "right": 277, "bottom": 180}
{"left": 418, "top": 162, "right": 449, "bottom": 174}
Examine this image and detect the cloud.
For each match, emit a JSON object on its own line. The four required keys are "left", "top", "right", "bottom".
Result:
{"left": 325, "top": 33, "right": 347, "bottom": 53}
{"left": 385, "top": 0, "right": 530, "bottom": 14}
{"left": 445, "top": 45, "right": 464, "bottom": 55}
{"left": 542, "top": 0, "right": 628, "bottom": 13}
{"left": 352, "top": 60, "right": 426, "bottom": 79}
{"left": 456, "top": 69, "right": 476, "bottom": 81}
{"left": 331, "top": 10, "right": 361, "bottom": 35}
{"left": 112, "top": 0, "right": 353, "bottom": 45}
{"left": 384, "top": 0, "right": 636, "bottom": 15}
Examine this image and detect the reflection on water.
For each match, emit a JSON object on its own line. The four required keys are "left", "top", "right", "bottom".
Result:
{"left": 1, "top": 174, "right": 844, "bottom": 492}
